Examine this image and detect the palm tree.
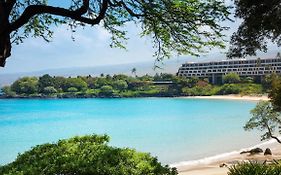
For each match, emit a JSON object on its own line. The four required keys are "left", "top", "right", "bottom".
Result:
{"left": 131, "top": 68, "right": 137, "bottom": 77}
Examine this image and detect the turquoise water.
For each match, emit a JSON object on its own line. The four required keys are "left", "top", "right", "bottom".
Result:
{"left": 0, "top": 98, "right": 260, "bottom": 165}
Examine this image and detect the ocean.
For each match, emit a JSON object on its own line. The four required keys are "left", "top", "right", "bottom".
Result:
{"left": 0, "top": 98, "right": 261, "bottom": 165}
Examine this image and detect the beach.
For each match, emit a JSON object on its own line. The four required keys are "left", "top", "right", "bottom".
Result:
{"left": 175, "top": 137, "right": 281, "bottom": 175}
{"left": 175, "top": 95, "right": 277, "bottom": 175}
{"left": 183, "top": 95, "right": 269, "bottom": 101}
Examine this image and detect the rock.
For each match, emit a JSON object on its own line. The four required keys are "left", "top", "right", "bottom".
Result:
{"left": 240, "top": 148, "right": 263, "bottom": 155}
{"left": 249, "top": 148, "right": 263, "bottom": 155}
{"left": 264, "top": 148, "right": 272, "bottom": 155}
{"left": 219, "top": 163, "right": 227, "bottom": 168}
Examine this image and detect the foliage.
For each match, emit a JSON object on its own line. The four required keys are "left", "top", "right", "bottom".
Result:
{"left": 1, "top": 86, "right": 16, "bottom": 96}
{"left": 228, "top": 163, "right": 281, "bottom": 175}
{"left": 223, "top": 73, "right": 241, "bottom": 84}
{"left": 228, "top": 0, "right": 281, "bottom": 58}
{"left": 99, "top": 85, "right": 114, "bottom": 96}
{"left": 218, "top": 84, "right": 240, "bottom": 95}
{"left": 262, "top": 73, "right": 278, "bottom": 91}
{"left": 62, "top": 78, "right": 88, "bottom": 92}
{"left": 11, "top": 77, "right": 38, "bottom": 94}
{"left": 244, "top": 101, "right": 281, "bottom": 143}
{"left": 239, "top": 83, "right": 263, "bottom": 96}
{"left": 269, "top": 75, "right": 281, "bottom": 111}
{"left": 0, "top": 0, "right": 231, "bottom": 67}
{"left": 112, "top": 80, "right": 128, "bottom": 91}
{"left": 42, "top": 86, "right": 57, "bottom": 95}
{"left": 67, "top": 87, "right": 78, "bottom": 93}
{"left": 241, "top": 77, "right": 254, "bottom": 84}
{"left": 38, "top": 74, "right": 54, "bottom": 92}
{"left": 1, "top": 74, "right": 267, "bottom": 98}
{"left": 0, "top": 134, "right": 177, "bottom": 175}
{"left": 182, "top": 85, "right": 216, "bottom": 96}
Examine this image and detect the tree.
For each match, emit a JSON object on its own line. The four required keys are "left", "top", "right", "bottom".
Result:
{"left": 227, "top": 0, "right": 281, "bottom": 58}
{"left": 244, "top": 101, "right": 281, "bottom": 144}
{"left": 269, "top": 75, "right": 281, "bottom": 111}
{"left": 67, "top": 87, "right": 78, "bottom": 92}
{"left": 112, "top": 80, "right": 128, "bottom": 91}
{"left": 0, "top": 134, "right": 177, "bottom": 175}
{"left": 222, "top": 73, "right": 241, "bottom": 84}
{"left": 0, "top": 0, "right": 230, "bottom": 67}
{"left": 99, "top": 85, "right": 114, "bottom": 96}
{"left": 1, "top": 86, "right": 16, "bottom": 96}
{"left": 42, "top": 86, "right": 57, "bottom": 94}
{"left": 38, "top": 74, "right": 54, "bottom": 92}
{"left": 11, "top": 77, "right": 38, "bottom": 94}
{"left": 131, "top": 67, "right": 137, "bottom": 77}
{"left": 62, "top": 77, "right": 87, "bottom": 91}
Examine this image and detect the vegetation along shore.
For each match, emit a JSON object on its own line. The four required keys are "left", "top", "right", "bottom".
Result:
{"left": 0, "top": 73, "right": 272, "bottom": 98}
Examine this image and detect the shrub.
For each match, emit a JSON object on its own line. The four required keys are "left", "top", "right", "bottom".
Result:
{"left": 239, "top": 83, "right": 263, "bottom": 95}
{"left": 112, "top": 80, "right": 128, "bottom": 91}
{"left": 223, "top": 73, "right": 241, "bottom": 84}
{"left": 99, "top": 85, "right": 114, "bottom": 96}
{"left": 42, "top": 86, "right": 57, "bottom": 94}
{"left": 228, "top": 163, "right": 281, "bottom": 175}
{"left": 0, "top": 135, "right": 177, "bottom": 175}
{"left": 182, "top": 85, "right": 216, "bottom": 96}
{"left": 11, "top": 77, "right": 38, "bottom": 94}
{"left": 217, "top": 84, "right": 240, "bottom": 95}
{"left": 67, "top": 87, "right": 78, "bottom": 93}
{"left": 62, "top": 78, "right": 87, "bottom": 92}
{"left": 1, "top": 86, "right": 16, "bottom": 96}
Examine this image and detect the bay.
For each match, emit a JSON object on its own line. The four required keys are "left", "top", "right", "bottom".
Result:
{"left": 0, "top": 98, "right": 260, "bottom": 165}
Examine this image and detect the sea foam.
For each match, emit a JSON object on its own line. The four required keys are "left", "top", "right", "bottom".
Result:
{"left": 170, "top": 137, "right": 280, "bottom": 169}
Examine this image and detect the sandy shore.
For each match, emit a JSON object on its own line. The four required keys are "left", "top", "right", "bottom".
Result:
{"left": 182, "top": 95, "right": 269, "bottom": 101}
{"left": 174, "top": 94, "right": 273, "bottom": 175}
{"left": 174, "top": 138, "right": 281, "bottom": 175}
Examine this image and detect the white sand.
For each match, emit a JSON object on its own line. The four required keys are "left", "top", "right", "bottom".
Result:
{"left": 175, "top": 94, "right": 272, "bottom": 175}
{"left": 174, "top": 138, "right": 281, "bottom": 175}
{"left": 182, "top": 95, "right": 269, "bottom": 101}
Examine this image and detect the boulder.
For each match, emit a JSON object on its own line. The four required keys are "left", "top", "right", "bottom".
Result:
{"left": 264, "top": 148, "right": 272, "bottom": 155}
{"left": 240, "top": 148, "right": 263, "bottom": 155}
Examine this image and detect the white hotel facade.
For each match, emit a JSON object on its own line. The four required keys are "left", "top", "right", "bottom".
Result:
{"left": 177, "top": 58, "right": 281, "bottom": 84}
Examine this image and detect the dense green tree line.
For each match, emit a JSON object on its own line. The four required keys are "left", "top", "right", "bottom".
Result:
{"left": 1, "top": 73, "right": 267, "bottom": 98}
{"left": 0, "top": 134, "right": 177, "bottom": 175}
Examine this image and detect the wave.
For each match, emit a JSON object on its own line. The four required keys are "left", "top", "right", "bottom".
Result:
{"left": 170, "top": 137, "right": 280, "bottom": 169}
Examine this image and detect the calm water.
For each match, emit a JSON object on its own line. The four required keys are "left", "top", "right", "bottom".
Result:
{"left": 0, "top": 98, "right": 260, "bottom": 165}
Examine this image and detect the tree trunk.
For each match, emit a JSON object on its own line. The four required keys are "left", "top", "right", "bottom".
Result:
{"left": 0, "top": 2, "right": 11, "bottom": 67}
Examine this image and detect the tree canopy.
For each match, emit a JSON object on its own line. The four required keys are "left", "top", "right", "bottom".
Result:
{"left": 269, "top": 74, "right": 281, "bottom": 111}
{"left": 0, "top": 0, "right": 231, "bottom": 67}
{"left": 228, "top": 0, "right": 281, "bottom": 58}
{"left": 244, "top": 101, "right": 281, "bottom": 144}
{"left": 0, "top": 134, "right": 177, "bottom": 175}
{"left": 223, "top": 73, "right": 241, "bottom": 84}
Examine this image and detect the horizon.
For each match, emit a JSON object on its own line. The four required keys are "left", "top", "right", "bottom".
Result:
{"left": 0, "top": 1, "right": 279, "bottom": 75}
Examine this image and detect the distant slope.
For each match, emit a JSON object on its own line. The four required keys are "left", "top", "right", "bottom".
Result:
{"left": 0, "top": 59, "right": 185, "bottom": 86}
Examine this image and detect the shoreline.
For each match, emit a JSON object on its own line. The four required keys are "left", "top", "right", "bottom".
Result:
{"left": 0, "top": 94, "right": 269, "bottom": 101}
{"left": 173, "top": 137, "right": 281, "bottom": 175}
{"left": 181, "top": 95, "right": 269, "bottom": 101}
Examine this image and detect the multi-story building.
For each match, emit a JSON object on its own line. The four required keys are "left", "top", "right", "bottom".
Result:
{"left": 177, "top": 58, "right": 281, "bottom": 84}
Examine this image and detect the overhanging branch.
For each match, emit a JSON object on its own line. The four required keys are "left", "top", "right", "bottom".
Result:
{"left": 265, "top": 122, "right": 281, "bottom": 144}
{"left": 9, "top": 0, "right": 109, "bottom": 32}
{"left": 5, "top": 0, "right": 16, "bottom": 15}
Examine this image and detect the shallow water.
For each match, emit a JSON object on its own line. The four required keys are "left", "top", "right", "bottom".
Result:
{"left": 0, "top": 98, "right": 261, "bottom": 165}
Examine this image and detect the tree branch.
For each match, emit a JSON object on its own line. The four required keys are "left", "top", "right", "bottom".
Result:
{"left": 265, "top": 122, "right": 281, "bottom": 144}
{"left": 109, "top": 0, "right": 144, "bottom": 18}
{"left": 5, "top": 0, "right": 16, "bottom": 15}
{"left": 9, "top": 0, "right": 109, "bottom": 32}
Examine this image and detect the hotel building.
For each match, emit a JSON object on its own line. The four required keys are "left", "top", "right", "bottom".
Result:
{"left": 177, "top": 58, "right": 281, "bottom": 84}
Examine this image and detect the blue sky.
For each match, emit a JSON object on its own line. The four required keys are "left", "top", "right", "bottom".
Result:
{"left": 0, "top": 1, "right": 279, "bottom": 74}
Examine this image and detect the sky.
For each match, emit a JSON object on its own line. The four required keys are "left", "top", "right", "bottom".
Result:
{"left": 0, "top": 1, "right": 279, "bottom": 74}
